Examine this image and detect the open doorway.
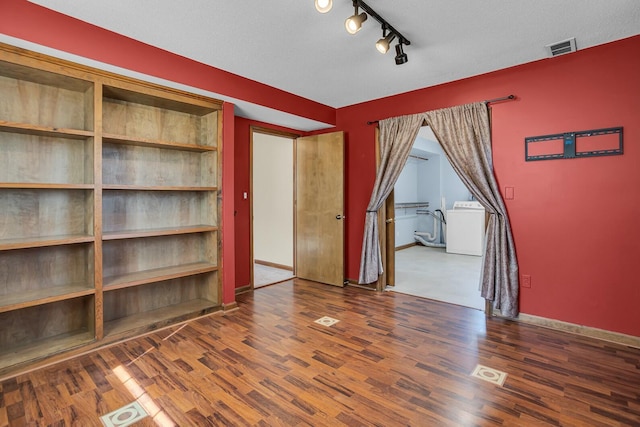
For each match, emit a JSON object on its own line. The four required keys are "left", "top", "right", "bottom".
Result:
{"left": 251, "top": 128, "right": 297, "bottom": 288}
{"left": 251, "top": 129, "right": 345, "bottom": 289}
{"left": 390, "top": 126, "right": 485, "bottom": 310}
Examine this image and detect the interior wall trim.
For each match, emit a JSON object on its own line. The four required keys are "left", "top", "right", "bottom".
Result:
{"left": 345, "top": 279, "right": 377, "bottom": 290}
{"left": 235, "top": 284, "right": 252, "bottom": 295}
{"left": 222, "top": 302, "right": 240, "bottom": 312}
{"left": 395, "top": 242, "right": 417, "bottom": 251}
{"left": 254, "top": 260, "right": 294, "bottom": 271}
{"left": 494, "top": 310, "right": 640, "bottom": 349}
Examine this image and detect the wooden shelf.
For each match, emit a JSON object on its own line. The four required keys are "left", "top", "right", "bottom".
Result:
{"left": 103, "top": 133, "right": 216, "bottom": 152}
{"left": 0, "top": 183, "right": 93, "bottom": 189}
{"left": 0, "top": 120, "right": 93, "bottom": 139}
{"left": 0, "top": 45, "right": 221, "bottom": 376}
{"left": 0, "top": 235, "right": 94, "bottom": 251}
{"left": 102, "top": 184, "right": 216, "bottom": 192}
{"left": 104, "top": 262, "right": 217, "bottom": 291}
{"left": 102, "top": 225, "right": 217, "bottom": 241}
{"left": 0, "top": 331, "right": 94, "bottom": 372}
{"left": 103, "top": 85, "right": 218, "bottom": 116}
{"left": 104, "top": 298, "right": 218, "bottom": 337}
{"left": 0, "top": 286, "right": 95, "bottom": 314}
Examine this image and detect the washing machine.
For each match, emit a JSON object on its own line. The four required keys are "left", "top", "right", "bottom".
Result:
{"left": 446, "top": 201, "right": 485, "bottom": 256}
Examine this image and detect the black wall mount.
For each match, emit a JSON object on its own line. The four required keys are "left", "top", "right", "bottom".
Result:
{"left": 525, "top": 127, "right": 623, "bottom": 161}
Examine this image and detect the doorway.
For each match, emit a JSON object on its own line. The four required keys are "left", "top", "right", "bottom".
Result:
{"left": 390, "top": 126, "right": 485, "bottom": 310}
{"left": 250, "top": 129, "right": 346, "bottom": 290}
{"left": 251, "top": 128, "right": 297, "bottom": 288}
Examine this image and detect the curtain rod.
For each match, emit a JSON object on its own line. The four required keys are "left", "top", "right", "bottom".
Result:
{"left": 486, "top": 94, "right": 516, "bottom": 104}
{"left": 366, "top": 94, "right": 516, "bottom": 125}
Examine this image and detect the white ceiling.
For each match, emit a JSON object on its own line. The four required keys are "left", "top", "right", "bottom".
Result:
{"left": 23, "top": 0, "right": 640, "bottom": 129}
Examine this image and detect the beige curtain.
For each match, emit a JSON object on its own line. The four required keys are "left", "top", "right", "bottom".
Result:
{"left": 358, "top": 102, "right": 520, "bottom": 317}
{"left": 423, "top": 102, "right": 519, "bottom": 317}
{"left": 358, "top": 114, "right": 424, "bottom": 284}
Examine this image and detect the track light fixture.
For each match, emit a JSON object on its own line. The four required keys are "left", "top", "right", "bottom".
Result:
{"left": 395, "top": 42, "right": 408, "bottom": 65}
{"left": 314, "top": 0, "right": 333, "bottom": 13}
{"left": 375, "top": 29, "right": 395, "bottom": 54}
{"left": 345, "top": 4, "right": 367, "bottom": 34}
{"left": 315, "top": 0, "right": 411, "bottom": 65}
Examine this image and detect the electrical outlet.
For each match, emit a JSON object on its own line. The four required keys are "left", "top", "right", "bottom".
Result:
{"left": 522, "top": 274, "right": 531, "bottom": 288}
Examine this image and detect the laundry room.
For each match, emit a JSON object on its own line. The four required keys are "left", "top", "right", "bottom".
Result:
{"left": 394, "top": 127, "right": 472, "bottom": 248}
{"left": 392, "top": 126, "right": 486, "bottom": 310}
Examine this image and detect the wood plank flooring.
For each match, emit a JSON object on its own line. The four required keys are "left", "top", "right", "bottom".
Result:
{"left": 1, "top": 279, "right": 639, "bottom": 426}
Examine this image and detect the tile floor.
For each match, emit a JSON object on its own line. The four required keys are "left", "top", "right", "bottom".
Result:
{"left": 392, "top": 245, "right": 485, "bottom": 310}
{"left": 254, "top": 263, "right": 295, "bottom": 288}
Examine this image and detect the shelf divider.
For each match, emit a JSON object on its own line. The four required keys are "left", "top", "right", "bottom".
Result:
{"left": 104, "top": 262, "right": 217, "bottom": 291}
{"left": 0, "top": 183, "right": 93, "bottom": 189}
{"left": 102, "top": 184, "right": 216, "bottom": 192}
{"left": 0, "top": 286, "right": 95, "bottom": 314}
{"left": 103, "top": 133, "right": 216, "bottom": 152}
{"left": 0, "top": 120, "right": 93, "bottom": 139}
{"left": 102, "top": 225, "right": 217, "bottom": 241}
{"left": 0, "top": 331, "right": 94, "bottom": 372}
{"left": 104, "top": 299, "right": 219, "bottom": 338}
{"left": 0, "top": 235, "right": 95, "bottom": 251}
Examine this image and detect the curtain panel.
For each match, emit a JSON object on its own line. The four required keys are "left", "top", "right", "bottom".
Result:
{"left": 358, "top": 115, "right": 424, "bottom": 284}
{"left": 358, "top": 102, "right": 520, "bottom": 317}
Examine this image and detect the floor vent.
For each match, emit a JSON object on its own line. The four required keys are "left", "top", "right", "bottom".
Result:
{"left": 100, "top": 401, "right": 148, "bottom": 427}
{"left": 471, "top": 364, "right": 508, "bottom": 386}
{"left": 314, "top": 316, "right": 340, "bottom": 327}
{"left": 546, "top": 38, "right": 577, "bottom": 57}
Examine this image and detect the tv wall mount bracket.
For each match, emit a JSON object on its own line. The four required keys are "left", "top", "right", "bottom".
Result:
{"left": 525, "top": 126, "right": 623, "bottom": 161}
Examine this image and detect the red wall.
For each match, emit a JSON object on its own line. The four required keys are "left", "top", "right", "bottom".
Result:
{"left": 221, "top": 103, "right": 236, "bottom": 305}
{"left": 2, "top": 0, "right": 639, "bottom": 336}
{"left": 336, "top": 35, "right": 640, "bottom": 337}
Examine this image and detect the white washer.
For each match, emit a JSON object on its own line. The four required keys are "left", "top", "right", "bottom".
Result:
{"left": 446, "top": 201, "right": 485, "bottom": 256}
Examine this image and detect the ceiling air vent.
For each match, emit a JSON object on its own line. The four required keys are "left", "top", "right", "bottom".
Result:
{"left": 545, "top": 38, "right": 577, "bottom": 57}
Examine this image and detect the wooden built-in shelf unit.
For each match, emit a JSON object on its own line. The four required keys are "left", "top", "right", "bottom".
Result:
{"left": 0, "top": 44, "right": 222, "bottom": 376}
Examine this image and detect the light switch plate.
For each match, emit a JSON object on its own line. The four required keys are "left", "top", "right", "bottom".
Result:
{"left": 505, "top": 187, "right": 514, "bottom": 200}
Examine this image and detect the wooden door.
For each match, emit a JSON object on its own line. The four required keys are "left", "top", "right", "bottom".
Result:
{"left": 385, "top": 191, "right": 396, "bottom": 287}
{"left": 295, "top": 132, "right": 345, "bottom": 286}
{"left": 374, "top": 129, "right": 396, "bottom": 291}
{"left": 376, "top": 191, "right": 396, "bottom": 291}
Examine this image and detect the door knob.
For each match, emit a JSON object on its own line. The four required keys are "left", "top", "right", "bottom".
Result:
{"left": 336, "top": 214, "right": 346, "bottom": 220}
{"left": 385, "top": 218, "right": 394, "bottom": 223}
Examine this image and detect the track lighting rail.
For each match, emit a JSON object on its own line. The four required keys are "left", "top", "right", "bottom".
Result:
{"left": 354, "top": 0, "right": 411, "bottom": 46}
{"left": 314, "top": 0, "right": 412, "bottom": 64}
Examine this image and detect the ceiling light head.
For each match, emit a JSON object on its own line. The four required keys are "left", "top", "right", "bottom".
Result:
{"left": 395, "top": 43, "right": 408, "bottom": 65}
{"left": 315, "top": 0, "right": 333, "bottom": 13}
{"left": 345, "top": 6, "right": 367, "bottom": 35}
{"left": 376, "top": 32, "right": 396, "bottom": 54}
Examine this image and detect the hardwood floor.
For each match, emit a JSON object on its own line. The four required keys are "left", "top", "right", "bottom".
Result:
{"left": 1, "top": 279, "right": 639, "bottom": 426}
